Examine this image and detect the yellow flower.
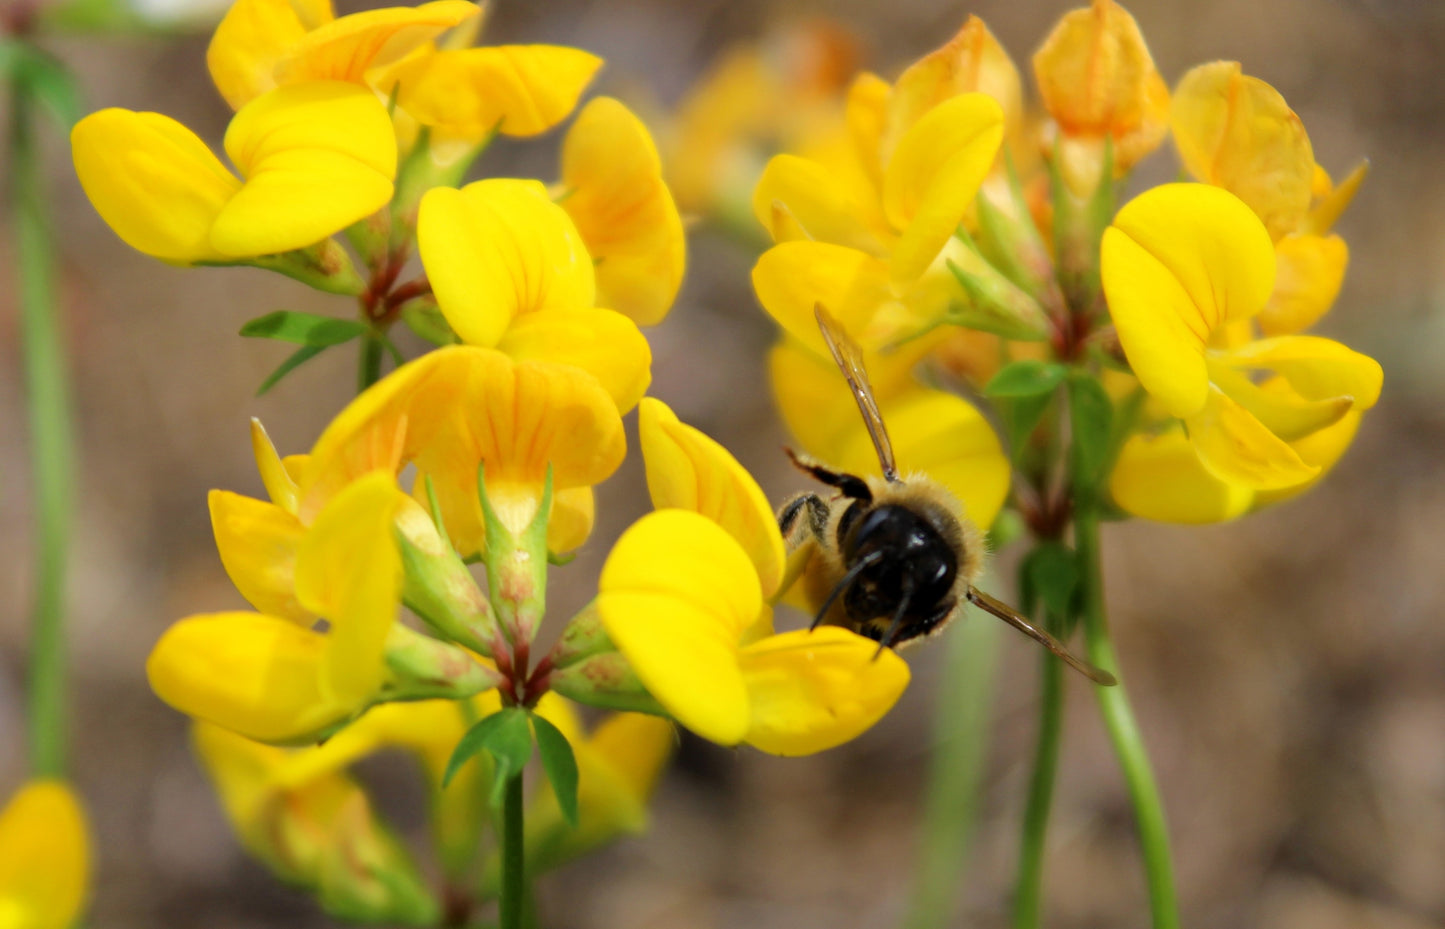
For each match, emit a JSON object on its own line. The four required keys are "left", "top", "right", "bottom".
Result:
{"left": 72, "top": 81, "right": 395, "bottom": 264}
{"left": 193, "top": 718, "right": 442, "bottom": 923}
{"left": 149, "top": 472, "right": 410, "bottom": 743}
{"left": 1101, "top": 183, "right": 1381, "bottom": 491}
{"left": 206, "top": 0, "right": 480, "bottom": 110}
{"left": 556, "top": 97, "right": 686, "bottom": 327}
{"left": 596, "top": 399, "right": 910, "bottom": 755}
{"left": 299, "top": 345, "right": 625, "bottom": 558}
{"left": 417, "top": 179, "right": 653, "bottom": 412}
{"left": 0, "top": 780, "right": 89, "bottom": 929}
{"left": 1170, "top": 60, "right": 1367, "bottom": 335}
{"left": 1032, "top": 0, "right": 1170, "bottom": 195}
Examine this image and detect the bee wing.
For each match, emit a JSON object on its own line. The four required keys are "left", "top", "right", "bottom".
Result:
{"left": 814, "top": 304, "right": 899, "bottom": 482}
{"left": 966, "top": 588, "right": 1119, "bottom": 686}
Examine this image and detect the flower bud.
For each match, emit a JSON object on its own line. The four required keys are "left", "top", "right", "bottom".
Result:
{"left": 382, "top": 624, "right": 503, "bottom": 702}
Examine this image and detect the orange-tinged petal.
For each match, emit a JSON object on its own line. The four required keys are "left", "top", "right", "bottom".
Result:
{"left": 393, "top": 45, "right": 602, "bottom": 140}
{"left": 273, "top": 0, "right": 479, "bottom": 88}
{"left": 751, "top": 154, "right": 879, "bottom": 251}
{"left": 1170, "top": 61, "right": 1314, "bottom": 240}
{"left": 213, "top": 82, "right": 396, "bottom": 257}
{"left": 598, "top": 511, "right": 758, "bottom": 745}
{"left": 638, "top": 398, "right": 786, "bottom": 597}
{"left": 0, "top": 780, "right": 89, "bottom": 929}
{"left": 883, "top": 92, "right": 1004, "bottom": 280}
{"left": 1258, "top": 233, "right": 1348, "bottom": 335}
{"left": 1109, "top": 426, "right": 1254, "bottom": 523}
{"left": 752, "top": 241, "right": 894, "bottom": 356}
{"left": 1101, "top": 183, "right": 1276, "bottom": 417}
{"left": 1221, "top": 335, "right": 1383, "bottom": 410}
{"left": 1183, "top": 385, "right": 1318, "bottom": 490}
{"left": 496, "top": 307, "right": 652, "bottom": 413}
{"left": 883, "top": 15, "right": 1021, "bottom": 162}
{"left": 1032, "top": 0, "right": 1166, "bottom": 138}
{"left": 294, "top": 472, "right": 403, "bottom": 708}
{"left": 251, "top": 418, "right": 300, "bottom": 513}
{"left": 148, "top": 612, "right": 349, "bottom": 743}
{"left": 419, "top": 179, "right": 595, "bottom": 348}
{"left": 738, "top": 627, "right": 909, "bottom": 756}
{"left": 560, "top": 97, "right": 685, "bottom": 327}
{"left": 71, "top": 109, "right": 240, "bottom": 264}
{"left": 210, "top": 490, "right": 309, "bottom": 624}
{"left": 207, "top": 0, "right": 336, "bottom": 110}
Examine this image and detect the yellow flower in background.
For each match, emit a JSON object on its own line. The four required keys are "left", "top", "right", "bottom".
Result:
{"left": 556, "top": 97, "right": 686, "bottom": 327}
{"left": 206, "top": 0, "right": 479, "bottom": 109}
{"left": 597, "top": 400, "right": 910, "bottom": 756}
{"left": 298, "top": 345, "right": 625, "bottom": 558}
{"left": 417, "top": 178, "right": 654, "bottom": 412}
{"left": 1101, "top": 183, "right": 1381, "bottom": 491}
{"left": 149, "top": 473, "right": 412, "bottom": 743}
{"left": 1032, "top": 0, "right": 1169, "bottom": 195}
{"left": 1170, "top": 60, "right": 1368, "bottom": 335}
{"left": 72, "top": 81, "right": 395, "bottom": 264}
{"left": 0, "top": 780, "right": 89, "bottom": 929}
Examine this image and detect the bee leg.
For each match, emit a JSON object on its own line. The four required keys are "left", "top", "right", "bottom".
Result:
{"left": 784, "top": 448, "right": 873, "bottom": 502}
{"left": 777, "top": 492, "right": 830, "bottom": 547}
{"left": 872, "top": 574, "right": 916, "bottom": 659}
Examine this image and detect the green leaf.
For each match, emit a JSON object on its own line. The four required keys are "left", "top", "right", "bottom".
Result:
{"left": 1068, "top": 374, "right": 1114, "bottom": 492}
{"left": 444, "top": 708, "right": 533, "bottom": 799}
{"left": 998, "top": 392, "right": 1055, "bottom": 465}
{"left": 530, "top": 713, "right": 580, "bottom": 828}
{"left": 240, "top": 309, "right": 369, "bottom": 347}
{"left": 255, "top": 343, "right": 327, "bottom": 396}
{"left": 1022, "top": 542, "right": 1079, "bottom": 624}
{"left": 985, "top": 360, "right": 1068, "bottom": 398}
{"left": 15, "top": 46, "right": 83, "bottom": 130}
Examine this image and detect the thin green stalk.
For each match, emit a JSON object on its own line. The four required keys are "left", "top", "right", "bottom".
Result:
{"left": 499, "top": 770, "right": 526, "bottom": 929}
{"left": 902, "top": 608, "right": 1001, "bottom": 929}
{"left": 12, "top": 67, "right": 75, "bottom": 779}
{"left": 1074, "top": 504, "right": 1179, "bottom": 929}
{"left": 1011, "top": 629, "right": 1064, "bottom": 929}
{"left": 358, "top": 333, "right": 383, "bottom": 392}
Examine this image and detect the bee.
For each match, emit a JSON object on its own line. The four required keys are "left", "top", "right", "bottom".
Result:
{"left": 778, "top": 305, "right": 1116, "bottom": 686}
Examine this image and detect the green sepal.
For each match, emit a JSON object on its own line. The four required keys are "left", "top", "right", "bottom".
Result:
{"left": 531, "top": 714, "right": 580, "bottom": 828}
{"left": 208, "top": 239, "right": 366, "bottom": 296}
{"left": 944, "top": 234, "right": 1051, "bottom": 341}
{"left": 477, "top": 463, "right": 552, "bottom": 647}
{"left": 984, "top": 360, "right": 1068, "bottom": 398}
{"left": 381, "top": 624, "right": 503, "bottom": 701}
{"left": 444, "top": 708, "right": 532, "bottom": 804}
{"left": 1067, "top": 374, "right": 1115, "bottom": 497}
{"left": 401, "top": 301, "right": 458, "bottom": 346}
{"left": 973, "top": 153, "right": 1064, "bottom": 314}
{"left": 549, "top": 652, "right": 669, "bottom": 716}
{"left": 240, "top": 309, "right": 369, "bottom": 347}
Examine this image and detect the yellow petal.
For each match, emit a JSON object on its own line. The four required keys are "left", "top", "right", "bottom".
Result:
{"left": 1101, "top": 183, "right": 1276, "bottom": 417}
{"left": 418, "top": 179, "right": 595, "bottom": 348}
{"left": 496, "top": 307, "right": 652, "bottom": 413}
{"left": 1222, "top": 335, "right": 1382, "bottom": 411}
{"left": 1032, "top": 0, "right": 1168, "bottom": 140}
{"left": 751, "top": 154, "right": 879, "bottom": 251}
{"left": 191, "top": 721, "right": 289, "bottom": 853}
{"left": 1170, "top": 61, "right": 1314, "bottom": 240}
{"left": 273, "top": 1, "right": 480, "bottom": 88}
{"left": 637, "top": 398, "right": 786, "bottom": 597}
{"left": 597, "top": 510, "right": 759, "bottom": 745}
{"left": 393, "top": 45, "right": 602, "bottom": 139}
{"left": 549, "top": 486, "right": 596, "bottom": 555}
{"left": 845, "top": 71, "right": 890, "bottom": 187}
{"left": 272, "top": 699, "right": 473, "bottom": 791}
{"left": 147, "top": 612, "right": 350, "bottom": 743}
{"left": 752, "top": 241, "right": 893, "bottom": 356}
{"left": 1307, "top": 159, "right": 1368, "bottom": 236}
{"left": 586, "top": 712, "right": 674, "bottom": 806}
{"left": 882, "top": 92, "right": 1004, "bottom": 280}
{"left": 1109, "top": 426, "right": 1254, "bottom": 523}
{"left": 1253, "top": 405, "right": 1363, "bottom": 508}
{"left": 1206, "top": 361, "right": 1352, "bottom": 442}
{"left": 0, "top": 780, "right": 89, "bottom": 929}
{"left": 213, "top": 82, "right": 396, "bottom": 257}
{"left": 738, "top": 627, "right": 910, "bottom": 756}
{"left": 1183, "top": 385, "right": 1319, "bottom": 490}
{"left": 71, "top": 109, "right": 240, "bottom": 264}
{"left": 882, "top": 15, "right": 1022, "bottom": 163}
{"left": 834, "top": 387, "right": 1011, "bottom": 529}
{"left": 1258, "top": 233, "right": 1349, "bottom": 335}
{"left": 209, "top": 490, "right": 309, "bottom": 623}
{"left": 251, "top": 418, "right": 300, "bottom": 513}
{"left": 207, "top": 0, "right": 336, "bottom": 110}
{"left": 293, "top": 472, "right": 403, "bottom": 708}
{"left": 559, "top": 96, "right": 685, "bottom": 327}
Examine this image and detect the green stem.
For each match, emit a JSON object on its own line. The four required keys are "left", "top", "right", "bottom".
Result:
{"left": 902, "top": 608, "right": 1001, "bottom": 929}
{"left": 1011, "top": 629, "right": 1064, "bottom": 929}
{"left": 12, "top": 67, "right": 75, "bottom": 779}
{"left": 1074, "top": 504, "right": 1179, "bottom": 929}
{"left": 358, "top": 333, "right": 383, "bottom": 392}
{"left": 499, "top": 771, "right": 526, "bottom": 929}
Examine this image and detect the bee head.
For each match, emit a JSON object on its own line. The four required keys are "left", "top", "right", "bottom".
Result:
{"left": 838, "top": 502, "right": 958, "bottom": 623}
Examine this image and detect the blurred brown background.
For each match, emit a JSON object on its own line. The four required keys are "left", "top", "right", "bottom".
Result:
{"left": 3, "top": 0, "right": 1444, "bottom": 926}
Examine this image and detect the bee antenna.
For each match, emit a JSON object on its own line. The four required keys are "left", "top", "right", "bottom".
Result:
{"left": 872, "top": 574, "right": 914, "bottom": 660}
{"left": 810, "top": 551, "right": 884, "bottom": 632}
